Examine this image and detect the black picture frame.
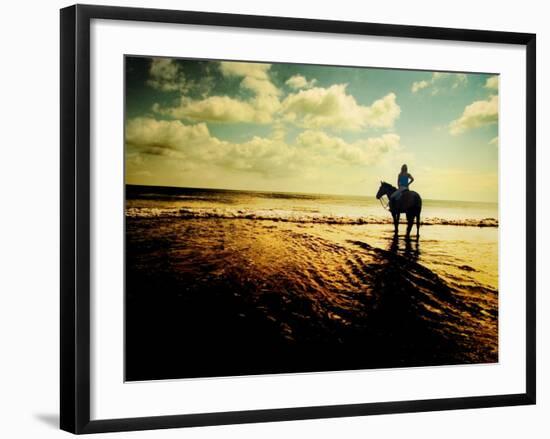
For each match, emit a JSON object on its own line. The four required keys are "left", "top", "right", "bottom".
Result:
{"left": 60, "top": 4, "right": 536, "bottom": 434}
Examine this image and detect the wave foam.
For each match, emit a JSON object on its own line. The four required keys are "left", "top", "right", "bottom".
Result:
{"left": 126, "top": 207, "right": 498, "bottom": 227}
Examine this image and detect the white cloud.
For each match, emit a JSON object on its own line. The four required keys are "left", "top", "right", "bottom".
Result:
{"left": 126, "top": 117, "right": 401, "bottom": 176}
{"left": 150, "top": 61, "right": 399, "bottom": 133}
{"left": 155, "top": 76, "right": 400, "bottom": 132}
{"left": 411, "top": 72, "right": 467, "bottom": 94}
{"left": 285, "top": 74, "right": 317, "bottom": 90}
{"left": 280, "top": 84, "right": 400, "bottom": 131}
{"left": 240, "top": 76, "right": 280, "bottom": 96}
{"left": 146, "top": 58, "right": 188, "bottom": 93}
{"left": 125, "top": 117, "right": 297, "bottom": 175}
{"left": 451, "top": 74, "right": 467, "bottom": 89}
{"left": 220, "top": 61, "right": 282, "bottom": 121}
{"left": 219, "top": 62, "right": 271, "bottom": 80}
{"left": 411, "top": 80, "right": 429, "bottom": 93}
{"left": 221, "top": 62, "right": 280, "bottom": 98}
{"left": 485, "top": 75, "right": 499, "bottom": 90}
{"left": 153, "top": 61, "right": 281, "bottom": 124}
{"left": 449, "top": 95, "right": 499, "bottom": 135}
{"left": 219, "top": 62, "right": 278, "bottom": 96}
{"left": 153, "top": 96, "right": 261, "bottom": 123}
{"left": 125, "top": 117, "right": 215, "bottom": 158}
{"left": 296, "top": 130, "right": 401, "bottom": 166}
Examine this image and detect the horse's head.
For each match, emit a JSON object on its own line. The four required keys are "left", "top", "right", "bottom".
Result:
{"left": 376, "top": 181, "right": 395, "bottom": 199}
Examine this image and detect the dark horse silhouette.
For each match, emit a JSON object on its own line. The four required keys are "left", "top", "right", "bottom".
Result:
{"left": 376, "top": 181, "right": 422, "bottom": 238}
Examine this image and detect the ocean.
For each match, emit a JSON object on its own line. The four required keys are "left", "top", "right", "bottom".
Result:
{"left": 126, "top": 185, "right": 498, "bottom": 228}
{"left": 125, "top": 185, "right": 498, "bottom": 381}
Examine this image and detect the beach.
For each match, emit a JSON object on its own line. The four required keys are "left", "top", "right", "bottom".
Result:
{"left": 125, "top": 185, "right": 498, "bottom": 381}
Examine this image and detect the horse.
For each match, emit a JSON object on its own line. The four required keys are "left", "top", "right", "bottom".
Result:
{"left": 376, "top": 181, "right": 422, "bottom": 238}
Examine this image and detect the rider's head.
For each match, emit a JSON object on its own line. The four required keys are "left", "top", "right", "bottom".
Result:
{"left": 401, "top": 164, "right": 408, "bottom": 173}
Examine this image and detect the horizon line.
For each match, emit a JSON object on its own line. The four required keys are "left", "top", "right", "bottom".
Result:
{"left": 125, "top": 183, "right": 498, "bottom": 205}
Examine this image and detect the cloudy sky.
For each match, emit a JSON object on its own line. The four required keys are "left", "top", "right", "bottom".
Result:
{"left": 125, "top": 56, "right": 498, "bottom": 202}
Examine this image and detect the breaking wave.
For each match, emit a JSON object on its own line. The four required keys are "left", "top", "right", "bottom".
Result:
{"left": 125, "top": 206, "right": 498, "bottom": 227}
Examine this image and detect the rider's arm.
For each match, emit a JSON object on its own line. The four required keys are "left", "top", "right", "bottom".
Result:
{"left": 408, "top": 173, "right": 414, "bottom": 184}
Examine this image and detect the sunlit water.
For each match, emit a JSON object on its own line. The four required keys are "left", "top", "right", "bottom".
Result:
{"left": 126, "top": 185, "right": 498, "bottom": 227}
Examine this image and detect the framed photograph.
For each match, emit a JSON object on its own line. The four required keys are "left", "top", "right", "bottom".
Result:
{"left": 60, "top": 4, "right": 536, "bottom": 434}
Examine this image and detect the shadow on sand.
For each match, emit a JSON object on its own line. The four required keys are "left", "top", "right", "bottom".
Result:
{"left": 126, "top": 224, "right": 496, "bottom": 381}
{"left": 356, "top": 234, "right": 469, "bottom": 368}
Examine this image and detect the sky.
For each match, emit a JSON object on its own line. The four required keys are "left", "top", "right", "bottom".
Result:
{"left": 125, "top": 56, "right": 499, "bottom": 202}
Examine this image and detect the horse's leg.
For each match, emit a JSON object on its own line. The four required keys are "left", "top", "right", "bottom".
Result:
{"left": 406, "top": 212, "right": 414, "bottom": 238}
{"left": 416, "top": 211, "right": 421, "bottom": 238}
{"left": 393, "top": 212, "right": 400, "bottom": 235}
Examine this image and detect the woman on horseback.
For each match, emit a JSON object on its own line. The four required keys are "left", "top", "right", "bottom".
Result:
{"left": 391, "top": 164, "right": 414, "bottom": 201}
{"left": 376, "top": 166, "right": 421, "bottom": 238}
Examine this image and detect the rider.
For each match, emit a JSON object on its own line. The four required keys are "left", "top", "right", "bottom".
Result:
{"left": 391, "top": 164, "right": 414, "bottom": 201}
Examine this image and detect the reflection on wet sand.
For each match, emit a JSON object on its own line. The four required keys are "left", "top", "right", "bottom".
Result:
{"left": 388, "top": 234, "right": 420, "bottom": 260}
{"left": 126, "top": 215, "right": 498, "bottom": 381}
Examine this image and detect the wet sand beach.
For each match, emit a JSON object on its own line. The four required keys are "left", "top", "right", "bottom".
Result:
{"left": 125, "top": 186, "right": 498, "bottom": 381}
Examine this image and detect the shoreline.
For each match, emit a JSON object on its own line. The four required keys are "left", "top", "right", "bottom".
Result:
{"left": 125, "top": 207, "right": 499, "bottom": 227}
